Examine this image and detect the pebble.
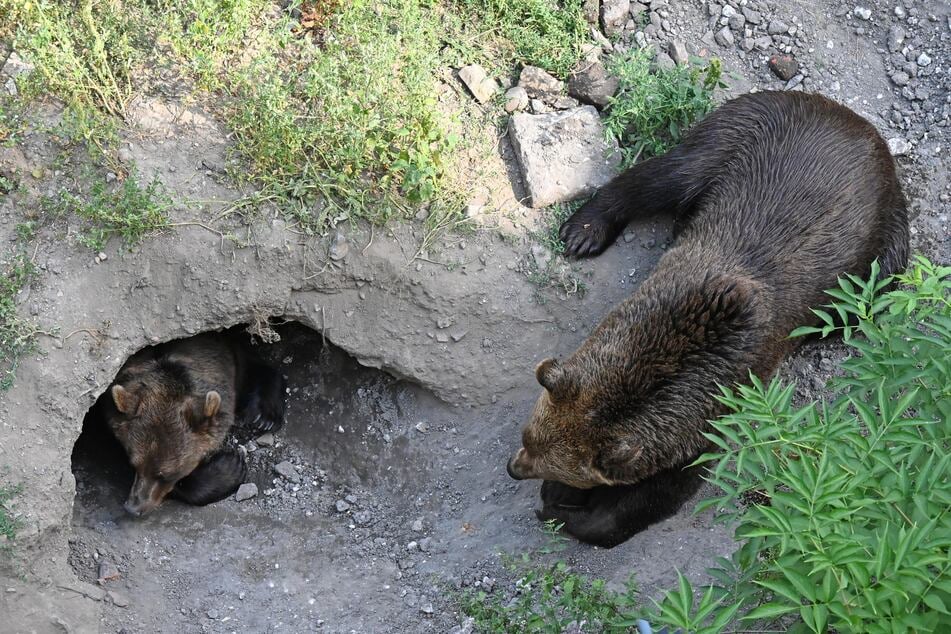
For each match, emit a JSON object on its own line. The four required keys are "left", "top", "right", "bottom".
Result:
{"left": 411, "top": 518, "right": 424, "bottom": 532}
{"left": 668, "top": 40, "right": 689, "bottom": 66}
{"left": 916, "top": 52, "right": 932, "bottom": 67}
{"left": 853, "top": 7, "right": 872, "bottom": 21}
{"left": 887, "top": 137, "right": 912, "bottom": 156}
{"left": 715, "top": 27, "right": 735, "bottom": 47}
{"left": 235, "top": 483, "right": 258, "bottom": 502}
{"left": 890, "top": 71, "right": 910, "bottom": 87}
{"left": 767, "top": 20, "right": 789, "bottom": 35}
{"left": 206, "top": 609, "right": 219, "bottom": 620}
{"left": 887, "top": 26, "right": 905, "bottom": 53}
{"left": 503, "top": 86, "right": 529, "bottom": 113}
{"left": 335, "top": 500, "right": 351, "bottom": 513}
{"left": 458, "top": 64, "right": 498, "bottom": 104}
{"left": 273, "top": 460, "right": 300, "bottom": 483}
{"left": 256, "top": 433, "right": 275, "bottom": 447}
{"left": 108, "top": 591, "right": 129, "bottom": 608}
{"left": 329, "top": 231, "right": 349, "bottom": 261}
{"left": 768, "top": 54, "right": 799, "bottom": 81}
{"left": 97, "top": 559, "right": 120, "bottom": 583}
{"left": 415, "top": 421, "right": 429, "bottom": 433}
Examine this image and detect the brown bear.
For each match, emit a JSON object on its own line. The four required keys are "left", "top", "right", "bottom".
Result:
{"left": 506, "top": 91, "right": 909, "bottom": 547}
{"left": 99, "top": 332, "right": 286, "bottom": 516}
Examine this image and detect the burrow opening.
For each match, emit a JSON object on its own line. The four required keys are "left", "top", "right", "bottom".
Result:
{"left": 69, "top": 321, "right": 443, "bottom": 549}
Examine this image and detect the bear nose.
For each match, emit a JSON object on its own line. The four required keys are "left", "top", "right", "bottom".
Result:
{"left": 123, "top": 500, "right": 144, "bottom": 517}
{"left": 507, "top": 457, "right": 524, "bottom": 480}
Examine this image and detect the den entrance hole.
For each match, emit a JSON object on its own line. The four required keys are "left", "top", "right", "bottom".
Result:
{"left": 70, "top": 322, "right": 441, "bottom": 536}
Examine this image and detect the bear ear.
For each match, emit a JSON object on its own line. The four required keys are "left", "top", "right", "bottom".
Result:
{"left": 111, "top": 385, "right": 140, "bottom": 416}
{"left": 536, "top": 358, "right": 571, "bottom": 399}
{"left": 203, "top": 391, "right": 222, "bottom": 418}
{"left": 594, "top": 439, "right": 643, "bottom": 485}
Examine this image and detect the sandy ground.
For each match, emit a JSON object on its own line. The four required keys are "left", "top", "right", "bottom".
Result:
{"left": 1, "top": 0, "right": 948, "bottom": 632}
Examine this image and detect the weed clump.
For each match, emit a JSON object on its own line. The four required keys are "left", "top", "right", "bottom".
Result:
{"left": 49, "top": 175, "right": 173, "bottom": 251}
{"left": 0, "top": 484, "right": 19, "bottom": 546}
{"left": 605, "top": 48, "right": 723, "bottom": 165}
{"left": 458, "top": 0, "right": 588, "bottom": 78}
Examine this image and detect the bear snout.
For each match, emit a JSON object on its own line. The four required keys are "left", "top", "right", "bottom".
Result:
{"left": 506, "top": 456, "right": 524, "bottom": 480}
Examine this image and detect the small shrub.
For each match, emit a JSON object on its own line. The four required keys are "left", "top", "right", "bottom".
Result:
{"left": 604, "top": 48, "right": 723, "bottom": 165}
{"left": 652, "top": 256, "right": 951, "bottom": 633}
{"left": 50, "top": 174, "right": 173, "bottom": 251}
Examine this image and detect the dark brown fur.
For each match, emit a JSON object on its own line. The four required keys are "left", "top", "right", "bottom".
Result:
{"left": 102, "top": 333, "right": 285, "bottom": 516}
{"left": 507, "top": 91, "right": 909, "bottom": 546}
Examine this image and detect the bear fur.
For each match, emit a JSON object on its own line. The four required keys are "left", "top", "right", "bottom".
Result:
{"left": 99, "top": 332, "right": 286, "bottom": 516}
{"left": 506, "top": 91, "right": 909, "bottom": 547}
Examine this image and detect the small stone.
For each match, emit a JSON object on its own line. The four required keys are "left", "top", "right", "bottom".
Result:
{"left": 652, "top": 53, "right": 676, "bottom": 71}
{"left": 450, "top": 330, "right": 467, "bottom": 342}
{"left": 256, "top": 433, "right": 275, "bottom": 447}
{"left": 435, "top": 332, "right": 449, "bottom": 343}
{"left": 916, "top": 52, "right": 932, "bottom": 67}
{"left": 530, "top": 99, "right": 552, "bottom": 114}
{"left": 720, "top": 5, "right": 736, "bottom": 18}
{"left": 206, "top": 609, "right": 219, "bottom": 620}
{"left": 890, "top": 71, "right": 910, "bottom": 87}
{"left": 335, "top": 500, "right": 351, "bottom": 513}
{"left": 853, "top": 7, "right": 872, "bottom": 21}
{"left": 458, "top": 64, "right": 498, "bottom": 104}
{"left": 273, "top": 461, "right": 300, "bottom": 483}
{"left": 742, "top": 7, "right": 762, "bottom": 24}
{"left": 767, "top": 20, "right": 788, "bottom": 35}
{"left": 97, "top": 252, "right": 107, "bottom": 262}
{"left": 768, "top": 54, "right": 799, "bottom": 81}
{"left": 753, "top": 36, "right": 772, "bottom": 51}
{"left": 668, "top": 40, "right": 689, "bottom": 66}
{"left": 418, "top": 537, "right": 432, "bottom": 552}
{"left": 728, "top": 13, "right": 746, "bottom": 30}
{"left": 887, "top": 26, "right": 905, "bottom": 52}
{"left": 406, "top": 541, "right": 419, "bottom": 552}
{"left": 235, "top": 483, "right": 258, "bottom": 502}
{"left": 420, "top": 603, "right": 434, "bottom": 615}
{"left": 518, "top": 65, "right": 564, "bottom": 100}
{"left": 108, "top": 591, "right": 129, "bottom": 608}
{"left": 503, "top": 86, "right": 529, "bottom": 113}
{"left": 329, "top": 231, "right": 349, "bottom": 261}
{"left": 530, "top": 243, "right": 552, "bottom": 270}
{"left": 415, "top": 421, "right": 430, "bottom": 433}
{"left": 552, "top": 96, "right": 579, "bottom": 109}
{"left": 567, "top": 61, "right": 619, "bottom": 109}
{"left": 97, "top": 559, "right": 120, "bottom": 583}
{"left": 887, "top": 137, "right": 912, "bottom": 156}
{"left": 715, "top": 26, "right": 734, "bottom": 47}
{"left": 623, "top": 231, "right": 636, "bottom": 243}
{"left": 117, "top": 147, "right": 133, "bottom": 164}
{"left": 601, "top": 0, "right": 631, "bottom": 37}
{"left": 411, "top": 518, "right": 424, "bottom": 532}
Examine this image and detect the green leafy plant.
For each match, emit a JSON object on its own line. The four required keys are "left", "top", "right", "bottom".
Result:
{"left": 0, "top": 484, "right": 20, "bottom": 547}
{"left": 0, "top": 254, "right": 37, "bottom": 390}
{"left": 604, "top": 49, "right": 723, "bottom": 165}
{"left": 462, "top": 522, "right": 640, "bottom": 632}
{"left": 652, "top": 256, "right": 951, "bottom": 633}
{"left": 458, "top": 0, "right": 588, "bottom": 77}
{"left": 50, "top": 174, "right": 173, "bottom": 251}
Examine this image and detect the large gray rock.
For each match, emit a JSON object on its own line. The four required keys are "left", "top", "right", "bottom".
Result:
{"left": 568, "top": 61, "right": 619, "bottom": 109}
{"left": 508, "top": 106, "right": 621, "bottom": 208}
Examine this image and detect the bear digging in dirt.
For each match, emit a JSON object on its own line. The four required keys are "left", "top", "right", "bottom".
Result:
{"left": 506, "top": 91, "right": 909, "bottom": 547}
{"left": 99, "top": 332, "right": 286, "bottom": 516}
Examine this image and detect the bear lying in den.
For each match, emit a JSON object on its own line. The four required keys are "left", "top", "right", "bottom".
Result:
{"left": 95, "top": 331, "right": 286, "bottom": 516}
{"left": 507, "top": 91, "right": 909, "bottom": 547}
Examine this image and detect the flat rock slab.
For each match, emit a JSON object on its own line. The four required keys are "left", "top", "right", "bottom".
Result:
{"left": 508, "top": 106, "right": 621, "bottom": 208}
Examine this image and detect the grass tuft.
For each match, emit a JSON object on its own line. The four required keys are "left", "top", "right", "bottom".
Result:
{"left": 48, "top": 174, "right": 173, "bottom": 251}
{"left": 0, "top": 484, "right": 19, "bottom": 546}
{"left": 0, "top": 255, "right": 37, "bottom": 390}
{"left": 457, "top": 0, "right": 588, "bottom": 78}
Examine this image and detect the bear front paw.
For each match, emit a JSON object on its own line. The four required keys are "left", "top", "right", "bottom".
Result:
{"left": 559, "top": 206, "right": 621, "bottom": 258}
